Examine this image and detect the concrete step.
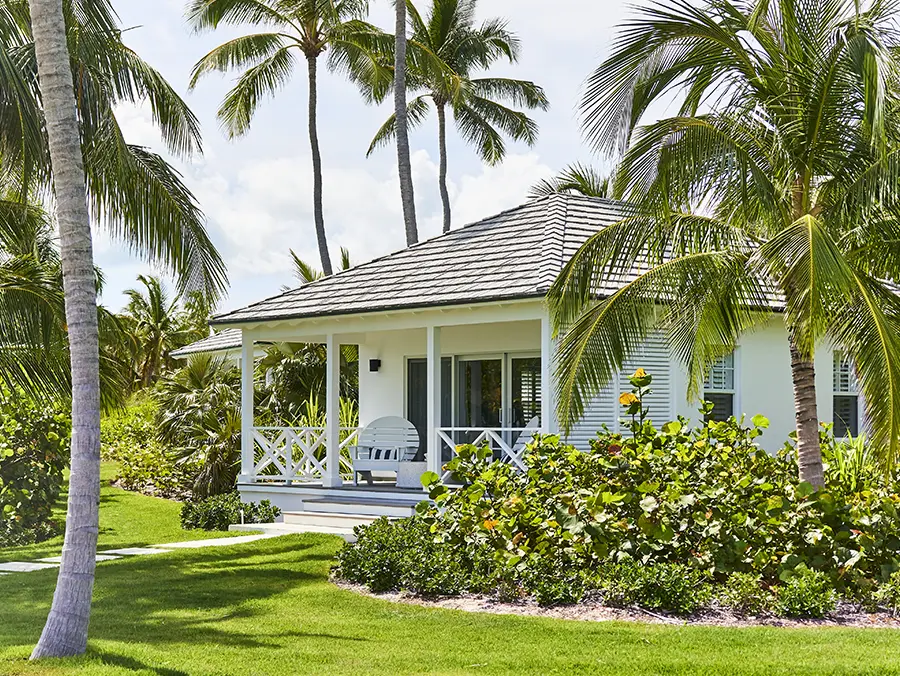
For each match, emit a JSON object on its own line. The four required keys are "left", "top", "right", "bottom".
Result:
{"left": 282, "top": 511, "right": 380, "bottom": 530}
{"left": 301, "top": 496, "right": 419, "bottom": 518}
{"left": 229, "top": 522, "right": 356, "bottom": 541}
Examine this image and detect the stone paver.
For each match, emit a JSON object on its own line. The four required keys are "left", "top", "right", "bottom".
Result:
{"left": 38, "top": 554, "right": 122, "bottom": 564}
{"left": 101, "top": 547, "right": 173, "bottom": 556}
{"left": 153, "top": 533, "right": 280, "bottom": 549}
{"left": 0, "top": 533, "right": 286, "bottom": 575}
{"left": 0, "top": 562, "right": 59, "bottom": 573}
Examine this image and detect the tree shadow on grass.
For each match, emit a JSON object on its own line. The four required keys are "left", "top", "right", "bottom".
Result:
{"left": 1, "top": 535, "right": 356, "bottom": 659}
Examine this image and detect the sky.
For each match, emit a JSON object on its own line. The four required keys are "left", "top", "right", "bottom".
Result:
{"left": 100, "top": 0, "right": 635, "bottom": 314}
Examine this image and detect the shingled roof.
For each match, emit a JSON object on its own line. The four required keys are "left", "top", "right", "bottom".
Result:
{"left": 170, "top": 329, "right": 242, "bottom": 359}
{"left": 212, "top": 194, "right": 627, "bottom": 326}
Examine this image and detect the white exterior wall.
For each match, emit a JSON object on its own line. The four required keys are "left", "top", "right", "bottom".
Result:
{"left": 358, "top": 319, "right": 542, "bottom": 425}
{"left": 249, "top": 302, "right": 844, "bottom": 456}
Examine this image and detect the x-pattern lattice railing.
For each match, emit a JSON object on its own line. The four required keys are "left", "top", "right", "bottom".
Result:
{"left": 436, "top": 427, "right": 530, "bottom": 481}
{"left": 252, "top": 426, "right": 361, "bottom": 482}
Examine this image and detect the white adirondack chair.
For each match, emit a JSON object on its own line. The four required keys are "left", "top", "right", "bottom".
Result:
{"left": 351, "top": 416, "right": 420, "bottom": 486}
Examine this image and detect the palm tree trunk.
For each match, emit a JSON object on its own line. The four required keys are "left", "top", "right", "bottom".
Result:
{"left": 436, "top": 102, "right": 451, "bottom": 233}
{"left": 306, "top": 54, "right": 332, "bottom": 277}
{"left": 789, "top": 337, "right": 825, "bottom": 489}
{"left": 28, "top": 0, "right": 101, "bottom": 659}
{"left": 394, "top": 0, "right": 418, "bottom": 245}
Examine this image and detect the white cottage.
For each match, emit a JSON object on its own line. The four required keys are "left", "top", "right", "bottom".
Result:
{"left": 184, "top": 195, "right": 861, "bottom": 531}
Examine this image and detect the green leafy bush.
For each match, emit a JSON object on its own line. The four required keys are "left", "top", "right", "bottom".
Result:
{"left": 776, "top": 566, "right": 837, "bottom": 618}
{"left": 180, "top": 491, "right": 280, "bottom": 531}
{"left": 338, "top": 371, "right": 900, "bottom": 617}
{"left": 875, "top": 571, "right": 900, "bottom": 616}
{"left": 102, "top": 395, "right": 193, "bottom": 498}
{"left": 336, "top": 517, "right": 471, "bottom": 596}
{"left": 0, "top": 392, "right": 69, "bottom": 546}
{"left": 717, "top": 573, "right": 774, "bottom": 615}
{"left": 599, "top": 560, "right": 711, "bottom": 614}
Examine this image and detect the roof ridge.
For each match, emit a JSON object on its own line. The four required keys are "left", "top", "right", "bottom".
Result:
{"left": 537, "top": 195, "right": 568, "bottom": 290}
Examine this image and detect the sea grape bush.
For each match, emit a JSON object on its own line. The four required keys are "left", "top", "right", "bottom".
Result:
{"left": 338, "top": 371, "right": 900, "bottom": 616}
{"left": 0, "top": 391, "right": 69, "bottom": 546}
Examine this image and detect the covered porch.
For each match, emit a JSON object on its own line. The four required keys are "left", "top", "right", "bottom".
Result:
{"left": 233, "top": 300, "right": 555, "bottom": 506}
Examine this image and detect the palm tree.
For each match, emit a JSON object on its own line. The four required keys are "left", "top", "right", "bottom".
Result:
{"left": 122, "top": 275, "right": 195, "bottom": 387}
{"left": 529, "top": 163, "right": 611, "bottom": 199}
{"left": 188, "top": 0, "right": 382, "bottom": 276}
{"left": 393, "top": 0, "right": 418, "bottom": 245}
{"left": 368, "top": 0, "right": 549, "bottom": 232}
{"left": 1, "top": 2, "right": 228, "bottom": 298}
{"left": 25, "top": 0, "right": 102, "bottom": 659}
{"left": 0, "top": 193, "right": 129, "bottom": 407}
{"left": 289, "top": 245, "right": 351, "bottom": 284}
{"left": 16, "top": 0, "right": 226, "bottom": 658}
{"left": 548, "top": 0, "right": 900, "bottom": 487}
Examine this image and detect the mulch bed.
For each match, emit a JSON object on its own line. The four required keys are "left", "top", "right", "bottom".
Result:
{"left": 335, "top": 580, "right": 900, "bottom": 628}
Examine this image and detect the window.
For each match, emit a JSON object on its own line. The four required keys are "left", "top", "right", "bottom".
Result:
{"left": 833, "top": 351, "right": 860, "bottom": 437}
{"left": 704, "top": 352, "right": 736, "bottom": 422}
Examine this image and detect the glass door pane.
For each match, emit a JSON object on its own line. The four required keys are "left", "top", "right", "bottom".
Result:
{"left": 510, "top": 356, "right": 541, "bottom": 429}
{"left": 406, "top": 358, "right": 452, "bottom": 460}
{"left": 457, "top": 358, "right": 502, "bottom": 444}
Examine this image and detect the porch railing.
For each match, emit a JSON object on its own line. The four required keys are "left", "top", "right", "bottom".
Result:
{"left": 251, "top": 426, "right": 361, "bottom": 483}
{"left": 436, "top": 427, "right": 533, "bottom": 481}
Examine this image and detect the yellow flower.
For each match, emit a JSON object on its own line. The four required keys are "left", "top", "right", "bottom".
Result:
{"left": 632, "top": 367, "right": 647, "bottom": 379}
{"left": 619, "top": 392, "right": 639, "bottom": 406}
{"left": 483, "top": 519, "right": 499, "bottom": 530}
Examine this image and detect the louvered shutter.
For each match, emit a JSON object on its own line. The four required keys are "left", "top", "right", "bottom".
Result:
{"left": 564, "top": 383, "right": 616, "bottom": 450}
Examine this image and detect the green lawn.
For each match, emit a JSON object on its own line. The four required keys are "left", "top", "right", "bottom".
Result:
{"left": 1, "top": 534, "right": 900, "bottom": 675}
{"left": 0, "top": 463, "right": 241, "bottom": 565}
{"left": 3, "top": 468, "right": 900, "bottom": 675}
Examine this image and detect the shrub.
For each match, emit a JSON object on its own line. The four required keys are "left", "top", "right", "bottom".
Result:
{"left": 156, "top": 355, "right": 241, "bottom": 498}
{"left": 875, "top": 571, "right": 900, "bottom": 617}
{"left": 776, "top": 566, "right": 837, "bottom": 618}
{"left": 598, "top": 560, "right": 711, "bottom": 614}
{"left": 0, "top": 392, "right": 69, "bottom": 547}
{"left": 180, "top": 492, "right": 280, "bottom": 531}
{"left": 718, "top": 573, "right": 774, "bottom": 615}
{"left": 336, "top": 517, "right": 471, "bottom": 596}
{"left": 102, "top": 395, "right": 193, "bottom": 498}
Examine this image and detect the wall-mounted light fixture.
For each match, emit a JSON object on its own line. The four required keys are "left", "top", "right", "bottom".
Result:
{"left": 369, "top": 358, "right": 382, "bottom": 372}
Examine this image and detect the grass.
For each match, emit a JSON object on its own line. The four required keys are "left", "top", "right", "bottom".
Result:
{"left": 0, "top": 462, "right": 242, "bottom": 565}
{"left": 3, "top": 469, "right": 900, "bottom": 675}
{"left": 2, "top": 535, "right": 900, "bottom": 675}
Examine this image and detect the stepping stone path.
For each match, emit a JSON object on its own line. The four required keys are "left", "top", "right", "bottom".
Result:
{"left": 0, "top": 532, "right": 282, "bottom": 575}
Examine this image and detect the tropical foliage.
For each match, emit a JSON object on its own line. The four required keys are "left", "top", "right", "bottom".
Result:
{"left": 338, "top": 372, "right": 900, "bottom": 615}
{"left": 529, "top": 163, "right": 611, "bottom": 199}
{"left": 367, "top": 0, "right": 548, "bottom": 231}
{"left": 180, "top": 491, "right": 280, "bottom": 531}
{"left": 155, "top": 354, "right": 242, "bottom": 498}
{"left": 188, "top": 0, "right": 383, "bottom": 275}
{"left": 0, "top": 388, "right": 69, "bottom": 547}
{"left": 548, "top": 0, "right": 900, "bottom": 487}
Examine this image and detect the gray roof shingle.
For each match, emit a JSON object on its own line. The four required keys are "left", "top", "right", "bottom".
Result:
{"left": 170, "top": 329, "right": 242, "bottom": 358}
{"left": 212, "top": 195, "right": 628, "bottom": 326}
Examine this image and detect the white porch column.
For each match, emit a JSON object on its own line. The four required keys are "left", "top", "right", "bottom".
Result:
{"left": 540, "top": 313, "right": 557, "bottom": 434}
{"left": 240, "top": 331, "right": 254, "bottom": 482}
{"left": 426, "top": 325, "right": 442, "bottom": 475}
{"left": 324, "top": 333, "right": 342, "bottom": 487}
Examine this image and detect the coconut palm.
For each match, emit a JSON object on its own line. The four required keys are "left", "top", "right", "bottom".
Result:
{"left": 16, "top": 0, "right": 226, "bottom": 657}
{"left": 549, "top": 0, "right": 900, "bottom": 487}
{"left": 289, "top": 246, "right": 351, "bottom": 284}
{"left": 0, "top": 2, "right": 227, "bottom": 298}
{"left": 188, "top": 0, "right": 383, "bottom": 276}
{"left": 529, "top": 163, "right": 611, "bottom": 200}
{"left": 122, "top": 275, "right": 198, "bottom": 387}
{"left": 367, "top": 0, "right": 549, "bottom": 232}
{"left": 393, "top": 0, "right": 418, "bottom": 244}
{"left": 0, "top": 193, "right": 129, "bottom": 406}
